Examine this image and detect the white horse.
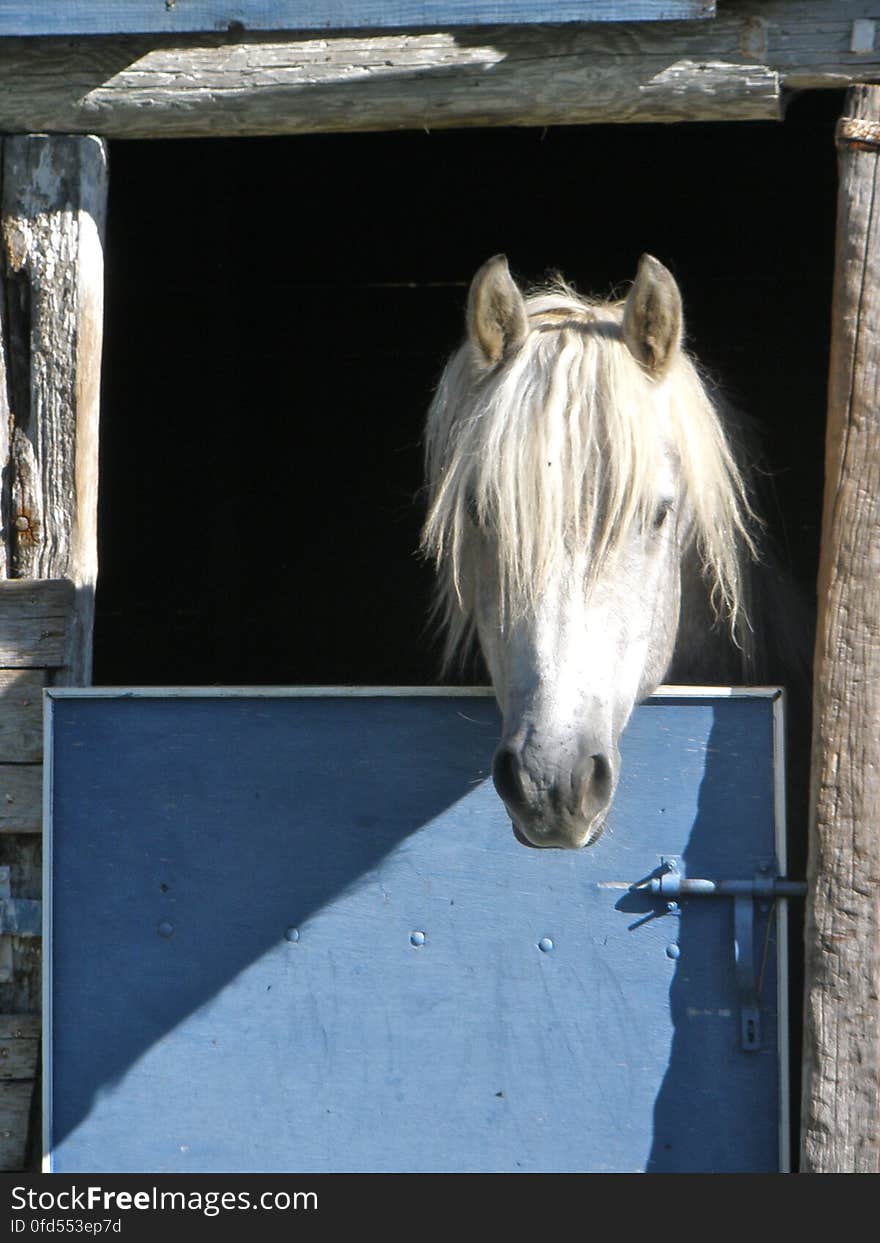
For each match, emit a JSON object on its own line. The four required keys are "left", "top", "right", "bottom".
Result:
{"left": 422, "top": 254, "right": 792, "bottom": 850}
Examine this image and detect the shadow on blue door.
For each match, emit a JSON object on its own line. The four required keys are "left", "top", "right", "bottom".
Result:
{"left": 643, "top": 709, "right": 781, "bottom": 1172}
{"left": 47, "top": 693, "right": 782, "bottom": 1171}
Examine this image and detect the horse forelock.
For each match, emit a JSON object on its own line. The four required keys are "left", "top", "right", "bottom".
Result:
{"left": 422, "top": 286, "right": 757, "bottom": 670}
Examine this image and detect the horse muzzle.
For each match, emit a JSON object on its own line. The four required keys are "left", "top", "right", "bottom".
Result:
{"left": 491, "top": 741, "right": 616, "bottom": 850}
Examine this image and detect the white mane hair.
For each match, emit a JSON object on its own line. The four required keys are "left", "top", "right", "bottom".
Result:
{"left": 421, "top": 283, "right": 758, "bottom": 670}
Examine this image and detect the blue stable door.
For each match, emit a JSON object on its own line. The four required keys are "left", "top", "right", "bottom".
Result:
{"left": 44, "top": 688, "right": 791, "bottom": 1172}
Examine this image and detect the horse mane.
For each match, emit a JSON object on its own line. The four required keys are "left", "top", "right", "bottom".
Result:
{"left": 421, "top": 282, "right": 759, "bottom": 672}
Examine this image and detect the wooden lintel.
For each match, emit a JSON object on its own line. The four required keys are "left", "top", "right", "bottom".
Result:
{"left": 0, "top": 2, "right": 875, "bottom": 137}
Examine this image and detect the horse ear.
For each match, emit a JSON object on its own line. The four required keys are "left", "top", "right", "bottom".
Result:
{"left": 467, "top": 254, "right": 529, "bottom": 367}
{"left": 622, "top": 254, "right": 683, "bottom": 376}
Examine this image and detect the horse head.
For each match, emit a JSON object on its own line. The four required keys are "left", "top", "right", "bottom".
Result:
{"left": 423, "top": 255, "right": 754, "bottom": 849}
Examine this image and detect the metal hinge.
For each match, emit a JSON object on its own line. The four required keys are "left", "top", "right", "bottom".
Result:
{"left": 631, "top": 857, "right": 806, "bottom": 1053}
{"left": 0, "top": 865, "right": 43, "bottom": 986}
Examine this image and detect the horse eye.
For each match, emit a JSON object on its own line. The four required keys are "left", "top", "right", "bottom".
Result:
{"left": 652, "top": 502, "right": 673, "bottom": 531}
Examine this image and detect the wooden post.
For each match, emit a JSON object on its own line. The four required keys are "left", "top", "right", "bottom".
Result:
{"left": 801, "top": 84, "right": 880, "bottom": 1173}
{"left": 0, "top": 135, "right": 108, "bottom": 1170}
{"left": 1, "top": 135, "right": 107, "bottom": 681}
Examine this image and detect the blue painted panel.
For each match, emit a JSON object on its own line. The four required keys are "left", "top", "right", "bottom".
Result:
{"left": 46, "top": 691, "right": 784, "bottom": 1173}
{"left": 0, "top": 2, "right": 715, "bottom": 38}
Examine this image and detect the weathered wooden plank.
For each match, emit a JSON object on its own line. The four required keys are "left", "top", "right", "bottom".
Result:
{"left": 0, "top": 579, "right": 74, "bottom": 669}
{"left": 801, "top": 84, "right": 880, "bottom": 1175}
{"left": 0, "top": 832, "right": 41, "bottom": 1016}
{"left": 0, "top": 1080, "right": 32, "bottom": 1170}
{"left": 0, "top": 620, "right": 68, "bottom": 669}
{"left": 0, "top": 1015, "right": 39, "bottom": 1040}
{"left": 0, "top": 266, "right": 9, "bottom": 583}
{"left": 0, "top": 768, "right": 41, "bottom": 835}
{"left": 0, "top": 671, "right": 45, "bottom": 764}
{"left": 0, "top": 578, "right": 74, "bottom": 621}
{"left": 1, "top": 140, "right": 108, "bottom": 683}
{"left": 0, "top": 1, "right": 715, "bottom": 38}
{"left": 0, "top": 1, "right": 872, "bottom": 136}
{"left": 0, "top": 142, "right": 106, "bottom": 1176}
{"left": 0, "top": 1037, "right": 38, "bottom": 1082}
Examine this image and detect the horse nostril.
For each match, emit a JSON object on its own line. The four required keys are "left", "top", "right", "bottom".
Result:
{"left": 590, "top": 753, "right": 612, "bottom": 801}
{"left": 492, "top": 744, "right": 526, "bottom": 811}
{"left": 570, "top": 751, "right": 613, "bottom": 816}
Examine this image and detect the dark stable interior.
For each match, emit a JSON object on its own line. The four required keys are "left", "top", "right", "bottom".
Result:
{"left": 94, "top": 92, "right": 843, "bottom": 1168}
{"left": 95, "top": 91, "right": 839, "bottom": 691}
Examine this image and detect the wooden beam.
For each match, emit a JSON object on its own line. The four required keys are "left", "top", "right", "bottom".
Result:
{"left": 1, "top": 139, "right": 108, "bottom": 684}
{"left": 801, "top": 83, "right": 880, "bottom": 1174}
{"left": 0, "top": 139, "right": 108, "bottom": 1173}
{"left": 0, "top": 1, "right": 876, "bottom": 137}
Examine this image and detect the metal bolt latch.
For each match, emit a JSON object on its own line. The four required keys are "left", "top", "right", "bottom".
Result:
{"left": 644, "top": 869, "right": 807, "bottom": 901}
{"left": 628, "top": 858, "right": 806, "bottom": 1052}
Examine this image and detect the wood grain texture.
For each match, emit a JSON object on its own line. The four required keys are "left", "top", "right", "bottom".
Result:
{"left": 0, "top": 1014, "right": 39, "bottom": 1039}
{"left": 1, "top": 1, "right": 873, "bottom": 136}
{"left": 0, "top": 829, "right": 40, "bottom": 966}
{"left": 800, "top": 83, "right": 880, "bottom": 1174}
{"left": 0, "top": 1014, "right": 38, "bottom": 1171}
{"left": 0, "top": 140, "right": 107, "bottom": 1172}
{"left": 0, "top": 1036, "right": 38, "bottom": 1081}
{"left": 0, "top": 578, "right": 75, "bottom": 620}
{"left": 1, "top": 139, "right": 107, "bottom": 683}
{"left": 0, "top": 1081, "right": 33, "bottom": 1169}
{"left": 0, "top": 620, "right": 68, "bottom": 670}
{"left": 0, "top": 580, "right": 73, "bottom": 669}
{"left": 0, "top": 671, "right": 46, "bottom": 765}
{"left": 0, "top": 768, "right": 41, "bottom": 835}
{"left": 0, "top": 1, "right": 716, "bottom": 37}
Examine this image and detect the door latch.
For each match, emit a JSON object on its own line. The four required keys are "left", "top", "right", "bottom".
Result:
{"left": 632, "top": 858, "right": 806, "bottom": 1052}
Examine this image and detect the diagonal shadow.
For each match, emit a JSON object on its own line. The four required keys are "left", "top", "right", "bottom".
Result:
{"left": 644, "top": 702, "right": 784, "bottom": 1173}
{"left": 45, "top": 691, "right": 788, "bottom": 1172}
{"left": 47, "top": 692, "right": 501, "bottom": 1155}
